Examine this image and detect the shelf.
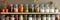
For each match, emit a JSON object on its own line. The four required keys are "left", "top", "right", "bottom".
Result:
{"left": 0, "top": 12, "right": 60, "bottom": 14}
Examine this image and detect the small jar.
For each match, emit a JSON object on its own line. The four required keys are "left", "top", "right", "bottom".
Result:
{"left": 51, "top": 15, "right": 55, "bottom": 20}
{"left": 42, "top": 15, "right": 46, "bottom": 20}
{"left": 46, "top": 15, "right": 51, "bottom": 20}
{"left": 29, "top": 15, "right": 32, "bottom": 20}
{"left": 19, "top": 15, "right": 23, "bottom": 20}
{"left": 11, "top": 15, "right": 15, "bottom": 20}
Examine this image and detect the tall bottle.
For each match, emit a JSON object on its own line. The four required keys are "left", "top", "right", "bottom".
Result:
{"left": 37, "top": 15, "right": 41, "bottom": 20}
{"left": 42, "top": 15, "right": 46, "bottom": 20}
{"left": 23, "top": 15, "right": 27, "bottom": 20}
{"left": 6, "top": 16, "right": 9, "bottom": 20}
{"left": 11, "top": 15, "right": 14, "bottom": 20}
{"left": 45, "top": 4, "right": 49, "bottom": 13}
{"left": 15, "top": 15, "right": 18, "bottom": 20}
{"left": 29, "top": 15, "right": 32, "bottom": 20}
{"left": 51, "top": 15, "right": 55, "bottom": 20}
{"left": 25, "top": 4, "right": 28, "bottom": 12}
{"left": 46, "top": 15, "right": 51, "bottom": 20}
{"left": 28, "top": 4, "right": 32, "bottom": 12}
{"left": 8, "top": 4, "right": 14, "bottom": 12}
{"left": 18, "top": 4, "right": 24, "bottom": 12}
{"left": 14, "top": 4, "right": 18, "bottom": 12}
{"left": 32, "top": 4, "right": 34, "bottom": 12}
{"left": 49, "top": 1, "right": 54, "bottom": 13}
{"left": 55, "top": 15, "right": 59, "bottom": 20}
{"left": 54, "top": 6, "right": 58, "bottom": 13}
{"left": 32, "top": 15, "right": 36, "bottom": 20}
{"left": 19, "top": 15, "right": 23, "bottom": 20}
{"left": 1, "top": 15, "right": 6, "bottom": 20}
{"left": 34, "top": 4, "right": 39, "bottom": 12}
{"left": 40, "top": 4, "right": 44, "bottom": 13}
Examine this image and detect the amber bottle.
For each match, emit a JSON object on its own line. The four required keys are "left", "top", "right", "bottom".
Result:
{"left": 18, "top": 4, "right": 24, "bottom": 12}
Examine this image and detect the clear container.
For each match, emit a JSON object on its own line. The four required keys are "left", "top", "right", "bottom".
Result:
{"left": 6, "top": 16, "right": 9, "bottom": 20}
{"left": 37, "top": 15, "right": 41, "bottom": 20}
{"left": 32, "top": 15, "right": 36, "bottom": 20}
{"left": 42, "top": 15, "right": 46, "bottom": 20}
{"left": 29, "top": 15, "right": 32, "bottom": 20}
{"left": 40, "top": 4, "right": 44, "bottom": 13}
{"left": 14, "top": 4, "right": 18, "bottom": 12}
{"left": 25, "top": 4, "right": 28, "bottom": 12}
{"left": 34, "top": 4, "right": 39, "bottom": 12}
{"left": 11, "top": 15, "right": 14, "bottom": 20}
{"left": 46, "top": 15, "right": 51, "bottom": 20}
{"left": 45, "top": 4, "right": 49, "bottom": 13}
{"left": 51, "top": 15, "right": 55, "bottom": 20}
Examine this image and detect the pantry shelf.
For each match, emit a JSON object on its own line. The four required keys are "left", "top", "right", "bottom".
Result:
{"left": 0, "top": 12, "right": 59, "bottom": 14}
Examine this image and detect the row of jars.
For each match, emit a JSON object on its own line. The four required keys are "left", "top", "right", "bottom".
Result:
{"left": 0, "top": 4, "right": 58, "bottom": 13}
{"left": 1, "top": 14, "right": 60, "bottom": 20}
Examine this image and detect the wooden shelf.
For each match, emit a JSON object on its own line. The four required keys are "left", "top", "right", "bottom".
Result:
{"left": 0, "top": 12, "right": 60, "bottom": 14}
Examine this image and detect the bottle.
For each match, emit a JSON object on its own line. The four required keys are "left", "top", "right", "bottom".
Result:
{"left": 42, "top": 15, "right": 46, "bottom": 20}
{"left": 32, "top": 4, "right": 34, "bottom": 12}
{"left": 14, "top": 4, "right": 18, "bottom": 12}
{"left": 8, "top": 4, "right": 14, "bottom": 12}
{"left": 6, "top": 9, "right": 8, "bottom": 13}
{"left": 1, "top": 9, "right": 5, "bottom": 14}
{"left": 37, "top": 15, "right": 41, "bottom": 20}
{"left": 28, "top": 4, "right": 32, "bottom": 12}
{"left": 51, "top": 15, "right": 55, "bottom": 20}
{"left": 6, "top": 16, "right": 9, "bottom": 20}
{"left": 19, "top": 15, "right": 23, "bottom": 20}
{"left": 40, "top": 4, "right": 44, "bottom": 13}
{"left": 34, "top": 4, "right": 39, "bottom": 12}
{"left": 49, "top": 1, "right": 54, "bottom": 13}
{"left": 15, "top": 15, "right": 18, "bottom": 20}
{"left": 11, "top": 15, "right": 14, "bottom": 20}
{"left": 32, "top": 15, "right": 36, "bottom": 20}
{"left": 25, "top": 4, "right": 28, "bottom": 12}
{"left": 45, "top": 4, "right": 49, "bottom": 13}
{"left": 55, "top": 15, "right": 59, "bottom": 20}
{"left": 23, "top": 15, "right": 27, "bottom": 20}
{"left": 46, "top": 15, "right": 51, "bottom": 20}
{"left": 18, "top": 4, "right": 24, "bottom": 12}
{"left": 1, "top": 15, "right": 6, "bottom": 20}
{"left": 54, "top": 6, "right": 58, "bottom": 13}
{"left": 29, "top": 15, "right": 32, "bottom": 20}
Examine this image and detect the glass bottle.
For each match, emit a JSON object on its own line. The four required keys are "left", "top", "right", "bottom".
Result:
{"left": 1, "top": 15, "right": 6, "bottom": 20}
{"left": 54, "top": 6, "right": 58, "bottom": 13}
{"left": 19, "top": 15, "right": 23, "bottom": 20}
{"left": 8, "top": 4, "right": 14, "bottom": 12}
{"left": 45, "top": 4, "right": 49, "bottom": 13}
{"left": 18, "top": 4, "right": 24, "bottom": 12}
{"left": 32, "top": 15, "right": 36, "bottom": 20}
{"left": 49, "top": 1, "right": 54, "bottom": 13}
{"left": 15, "top": 15, "right": 18, "bottom": 20}
{"left": 11, "top": 15, "right": 14, "bottom": 20}
{"left": 42, "top": 15, "right": 46, "bottom": 20}
{"left": 55, "top": 15, "right": 59, "bottom": 20}
{"left": 46, "top": 15, "right": 51, "bottom": 20}
{"left": 28, "top": 4, "right": 32, "bottom": 12}
{"left": 34, "top": 4, "right": 39, "bottom": 12}
{"left": 51, "top": 15, "right": 55, "bottom": 20}
{"left": 23, "top": 15, "right": 27, "bottom": 20}
{"left": 25, "top": 4, "right": 28, "bottom": 12}
{"left": 6, "top": 16, "right": 9, "bottom": 20}
{"left": 29, "top": 15, "right": 32, "bottom": 20}
{"left": 37, "top": 15, "right": 41, "bottom": 20}
{"left": 6, "top": 9, "right": 8, "bottom": 13}
{"left": 40, "top": 4, "right": 44, "bottom": 13}
{"left": 32, "top": 4, "right": 34, "bottom": 12}
{"left": 14, "top": 4, "right": 18, "bottom": 12}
